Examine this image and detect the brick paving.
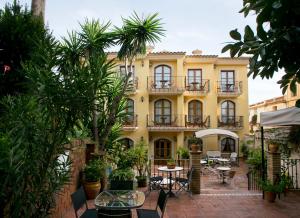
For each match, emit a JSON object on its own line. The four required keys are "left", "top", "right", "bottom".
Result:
{"left": 64, "top": 160, "right": 300, "bottom": 218}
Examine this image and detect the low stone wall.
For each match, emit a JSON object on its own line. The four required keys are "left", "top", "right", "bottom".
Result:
{"left": 50, "top": 139, "right": 86, "bottom": 218}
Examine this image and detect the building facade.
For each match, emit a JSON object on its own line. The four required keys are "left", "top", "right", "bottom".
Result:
{"left": 109, "top": 50, "right": 249, "bottom": 159}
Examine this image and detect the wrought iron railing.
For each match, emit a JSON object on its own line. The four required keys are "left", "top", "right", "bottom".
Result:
{"left": 122, "top": 114, "right": 138, "bottom": 127}
{"left": 185, "top": 78, "right": 210, "bottom": 92}
{"left": 218, "top": 116, "right": 243, "bottom": 128}
{"left": 217, "top": 81, "right": 242, "bottom": 95}
{"left": 247, "top": 167, "right": 263, "bottom": 191}
{"left": 281, "top": 158, "right": 300, "bottom": 189}
{"left": 185, "top": 115, "right": 210, "bottom": 128}
{"left": 147, "top": 114, "right": 185, "bottom": 127}
{"left": 147, "top": 76, "right": 185, "bottom": 93}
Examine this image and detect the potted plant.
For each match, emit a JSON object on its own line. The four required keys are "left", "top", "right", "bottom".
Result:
{"left": 131, "top": 141, "right": 149, "bottom": 187}
{"left": 267, "top": 139, "right": 281, "bottom": 153}
{"left": 188, "top": 137, "right": 200, "bottom": 151}
{"left": 109, "top": 168, "right": 135, "bottom": 190}
{"left": 177, "top": 147, "right": 190, "bottom": 159}
{"left": 261, "top": 180, "right": 282, "bottom": 202}
{"left": 167, "top": 158, "right": 176, "bottom": 169}
{"left": 83, "top": 159, "right": 104, "bottom": 199}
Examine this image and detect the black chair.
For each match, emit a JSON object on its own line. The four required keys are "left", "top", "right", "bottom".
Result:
{"left": 71, "top": 186, "right": 97, "bottom": 218}
{"left": 98, "top": 209, "right": 132, "bottom": 218}
{"left": 137, "top": 189, "right": 168, "bottom": 218}
{"left": 175, "top": 167, "right": 194, "bottom": 195}
{"left": 149, "top": 175, "right": 163, "bottom": 192}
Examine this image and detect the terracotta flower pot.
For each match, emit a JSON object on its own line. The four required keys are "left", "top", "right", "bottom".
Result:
{"left": 265, "top": 191, "right": 276, "bottom": 202}
{"left": 268, "top": 144, "right": 279, "bottom": 153}
{"left": 191, "top": 144, "right": 199, "bottom": 152}
{"left": 167, "top": 163, "right": 176, "bottom": 169}
{"left": 83, "top": 180, "right": 101, "bottom": 200}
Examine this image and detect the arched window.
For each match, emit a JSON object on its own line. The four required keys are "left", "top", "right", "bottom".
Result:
{"left": 188, "top": 100, "right": 203, "bottom": 124}
{"left": 119, "top": 138, "right": 134, "bottom": 149}
{"left": 220, "top": 70, "right": 235, "bottom": 92}
{"left": 221, "top": 137, "right": 235, "bottom": 152}
{"left": 187, "top": 69, "right": 202, "bottom": 90}
{"left": 154, "top": 65, "right": 171, "bottom": 88}
{"left": 154, "top": 138, "right": 172, "bottom": 160}
{"left": 221, "top": 100, "right": 235, "bottom": 124}
{"left": 154, "top": 99, "right": 171, "bottom": 124}
{"left": 124, "top": 99, "right": 134, "bottom": 125}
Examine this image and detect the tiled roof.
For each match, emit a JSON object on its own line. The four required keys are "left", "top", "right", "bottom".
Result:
{"left": 249, "top": 96, "right": 286, "bottom": 107}
{"left": 148, "top": 51, "right": 186, "bottom": 55}
{"left": 186, "top": 55, "right": 218, "bottom": 58}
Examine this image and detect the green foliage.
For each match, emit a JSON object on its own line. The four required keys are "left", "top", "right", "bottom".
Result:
{"left": 241, "top": 143, "right": 250, "bottom": 158}
{"left": 167, "top": 158, "right": 176, "bottom": 164}
{"left": 176, "top": 147, "right": 190, "bottom": 159}
{"left": 288, "top": 126, "right": 300, "bottom": 149}
{"left": 261, "top": 180, "right": 284, "bottom": 193}
{"left": 83, "top": 159, "right": 105, "bottom": 182}
{"left": 109, "top": 168, "right": 135, "bottom": 181}
{"left": 223, "top": 0, "right": 300, "bottom": 97}
{"left": 246, "top": 148, "right": 262, "bottom": 168}
{"left": 0, "top": 2, "right": 46, "bottom": 96}
{"left": 251, "top": 114, "right": 257, "bottom": 125}
{"left": 130, "top": 140, "right": 148, "bottom": 177}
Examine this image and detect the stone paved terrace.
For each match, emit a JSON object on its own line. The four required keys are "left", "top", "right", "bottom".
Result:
{"left": 64, "top": 160, "right": 300, "bottom": 217}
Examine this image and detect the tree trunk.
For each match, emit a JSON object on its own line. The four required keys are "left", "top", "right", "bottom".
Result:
{"left": 31, "top": 0, "right": 46, "bottom": 21}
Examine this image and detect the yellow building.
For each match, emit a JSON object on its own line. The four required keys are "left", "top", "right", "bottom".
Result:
{"left": 109, "top": 49, "right": 249, "bottom": 159}
{"left": 249, "top": 83, "right": 300, "bottom": 129}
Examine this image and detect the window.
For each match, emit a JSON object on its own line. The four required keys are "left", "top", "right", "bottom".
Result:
{"left": 154, "top": 139, "right": 172, "bottom": 159}
{"left": 119, "top": 138, "right": 134, "bottom": 149}
{"left": 188, "top": 100, "right": 203, "bottom": 124}
{"left": 154, "top": 99, "right": 171, "bottom": 124}
{"left": 120, "top": 65, "right": 135, "bottom": 77}
{"left": 124, "top": 99, "right": 134, "bottom": 124}
{"left": 220, "top": 71, "right": 235, "bottom": 92}
{"left": 221, "top": 100, "right": 235, "bottom": 124}
{"left": 154, "top": 65, "right": 171, "bottom": 88}
{"left": 221, "top": 138, "right": 235, "bottom": 152}
{"left": 187, "top": 69, "right": 202, "bottom": 90}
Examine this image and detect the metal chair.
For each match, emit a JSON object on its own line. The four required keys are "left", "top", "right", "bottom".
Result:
{"left": 148, "top": 175, "right": 163, "bottom": 193}
{"left": 97, "top": 209, "right": 132, "bottom": 218}
{"left": 230, "top": 152, "right": 238, "bottom": 166}
{"left": 175, "top": 167, "right": 194, "bottom": 195}
{"left": 137, "top": 189, "right": 168, "bottom": 218}
{"left": 71, "top": 186, "right": 97, "bottom": 218}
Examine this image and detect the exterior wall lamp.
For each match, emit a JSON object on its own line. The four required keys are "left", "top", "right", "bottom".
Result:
{"left": 141, "top": 96, "right": 144, "bottom": 102}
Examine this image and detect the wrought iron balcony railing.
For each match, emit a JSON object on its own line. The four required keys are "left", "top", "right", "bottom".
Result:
{"left": 185, "top": 79, "right": 210, "bottom": 93}
{"left": 122, "top": 114, "right": 138, "bottom": 129}
{"left": 147, "top": 76, "right": 185, "bottom": 94}
{"left": 218, "top": 116, "right": 243, "bottom": 128}
{"left": 185, "top": 115, "right": 210, "bottom": 128}
{"left": 147, "top": 114, "right": 184, "bottom": 127}
{"left": 126, "top": 76, "right": 138, "bottom": 93}
{"left": 216, "top": 81, "right": 242, "bottom": 96}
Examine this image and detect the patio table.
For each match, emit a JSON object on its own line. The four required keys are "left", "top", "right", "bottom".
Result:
{"left": 217, "top": 166, "right": 231, "bottom": 184}
{"left": 158, "top": 166, "right": 183, "bottom": 197}
{"left": 217, "top": 158, "right": 230, "bottom": 165}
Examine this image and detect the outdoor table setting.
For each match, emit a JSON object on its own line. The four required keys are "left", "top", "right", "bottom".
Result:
{"left": 217, "top": 158, "right": 230, "bottom": 166}
{"left": 158, "top": 166, "right": 183, "bottom": 197}
{"left": 95, "top": 190, "right": 145, "bottom": 217}
{"left": 217, "top": 166, "right": 231, "bottom": 184}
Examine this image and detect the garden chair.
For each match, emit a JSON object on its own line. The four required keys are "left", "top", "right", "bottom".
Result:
{"left": 225, "top": 170, "right": 236, "bottom": 184}
{"left": 148, "top": 175, "right": 164, "bottom": 192}
{"left": 230, "top": 152, "right": 238, "bottom": 166}
{"left": 137, "top": 189, "right": 168, "bottom": 218}
{"left": 175, "top": 166, "right": 194, "bottom": 195}
{"left": 71, "top": 186, "right": 97, "bottom": 218}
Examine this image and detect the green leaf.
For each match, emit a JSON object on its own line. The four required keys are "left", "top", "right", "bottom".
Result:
{"left": 257, "top": 25, "right": 267, "bottom": 40}
{"left": 244, "top": 25, "right": 255, "bottom": 41}
{"left": 272, "top": 1, "right": 282, "bottom": 9}
{"left": 230, "top": 45, "right": 240, "bottom": 57}
{"left": 229, "top": 29, "right": 241, "bottom": 40}
{"left": 221, "top": 44, "right": 232, "bottom": 53}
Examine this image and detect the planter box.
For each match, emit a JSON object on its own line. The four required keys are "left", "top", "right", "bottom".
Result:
{"left": 110, "top": 180, "right": 134, "bottom": 190}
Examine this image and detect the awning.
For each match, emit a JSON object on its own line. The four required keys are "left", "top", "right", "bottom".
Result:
{"left": 195, "top": 128, "right": 239, "bottom": 139}
{"left": 260, "top": 107, "right": 300, "bottom": 126}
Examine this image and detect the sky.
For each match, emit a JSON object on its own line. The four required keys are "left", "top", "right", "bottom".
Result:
{"left": 1, "top": 0, "right": 284, "bottom": 104}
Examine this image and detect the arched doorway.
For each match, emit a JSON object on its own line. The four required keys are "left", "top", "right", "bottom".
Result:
{"left": 188, "top": 100, "right": 203, "bottom": 125}
{"left": 154, "top": 65, "right": 171, "bottom": 88}
{"left": 221, "top": 100, "right": 235, "bottom": 125}
{"left": 154, "top": 99, "right": 171, "bottom": 125}
{"left": 154, "top": 139, "right": 172, "bottom": 164}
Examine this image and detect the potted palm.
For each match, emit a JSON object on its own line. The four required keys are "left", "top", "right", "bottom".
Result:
{"left": 261, "top": 180, "right": 283, "bottom": 202}
{"left": 131, "top": 141, "right": 149, "bottom": 187}
{"left": 83, "top": 159, "right": 104, "bottom": 199}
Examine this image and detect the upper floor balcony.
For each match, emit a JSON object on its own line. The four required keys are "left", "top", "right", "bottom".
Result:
{"left": 121, "top": 114, "right": 138, "bottom": 131}
{"left": 216, "top": 81, "right": 242, "bottom": 97}
{"left": 185, "top": 79, "right": 210, "bottom": 95}
{"left": 185, "top": 115, "right": 210, "bottom": 130}
{"left": 147, "top": 76, "right": 185, "bottom": 95}
{"left": 217, "top": 116, "right": 243, "bottom": 130}
{"left": 146, "top": 114, "right": 210, "bottom": 131}
{"left": 125, "top": 76, "right": 138, "bottom": 94}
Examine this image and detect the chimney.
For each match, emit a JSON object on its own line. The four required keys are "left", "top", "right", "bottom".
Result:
{"left": 192, "top": 49, "right": 202, "bottom": 55}
{"left": 146, "top": 45, "right": 154, "bottom": 54}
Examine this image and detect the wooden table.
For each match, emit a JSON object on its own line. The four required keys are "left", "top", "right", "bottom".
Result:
{"left": 158, "top": 166, "right": 183, "bottom": 197}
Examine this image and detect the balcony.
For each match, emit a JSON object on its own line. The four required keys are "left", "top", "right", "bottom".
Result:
{"left": 218, "top": 116, "right": 243, "bottom": 130}
{"left": 147, "top": 77, "right": 185, "bottom": 95}
{"left": 126, "top": 77, "right": 138, "bottom": 94}
{"left": 184, "top": 115, "right": 210, "bottom": 131}
{"left": 147, "top": 114, "right": 185, "bottom": 131}
{"left": 185, "top": 79, "right": 210, "bottom": 95}
{"left": 216, "top": 81, "right": 242, "bottom": 97}
{"left": 122, "top": 114, "right": 138, "bottom": 131}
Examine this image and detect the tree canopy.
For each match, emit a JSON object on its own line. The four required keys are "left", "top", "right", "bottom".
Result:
{"left": 222, "top": 0, "right": 300, "bottom": 100}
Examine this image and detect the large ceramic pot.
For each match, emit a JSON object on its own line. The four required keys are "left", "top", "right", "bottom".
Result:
{"left": 167, "top": 163, "right": 176, "bottom": 169}
{"left": 110, "top": 180, "right": 134, "bottom": 190}
{"left": 268, "top": 144, "right": 279, "bottom": 153}
{"left": 137, "top": 177, "right": 147, "bottom": 187}
{"left": 265, "top": 191, "right": 276, "bottom": 203}
{"left": 83, "top": 180, "right": 101, "bottom": 200}
{"left": 191, "top": 143, "right": 199, "bottom": 152}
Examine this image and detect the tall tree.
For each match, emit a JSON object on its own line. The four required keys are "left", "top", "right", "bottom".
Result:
{"left": 222, "top": 0, "right": 300, "bottom": 104}
{"left": 31, "top": 0, "right": 45, "bottom": 21}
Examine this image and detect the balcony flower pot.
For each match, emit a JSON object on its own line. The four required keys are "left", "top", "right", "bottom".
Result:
{"left": 167, "top": 159, "right": 176, "bottom": 169}
{"left": 265, "top": 191, "right": 276, "bottom": 203}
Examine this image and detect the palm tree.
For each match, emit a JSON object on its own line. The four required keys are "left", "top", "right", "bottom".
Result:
{"left": 98, "top": 12, "right": 164, "bottom": 150}
{"left": 31, "top": 0, "right": 45, "bottom": 21}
